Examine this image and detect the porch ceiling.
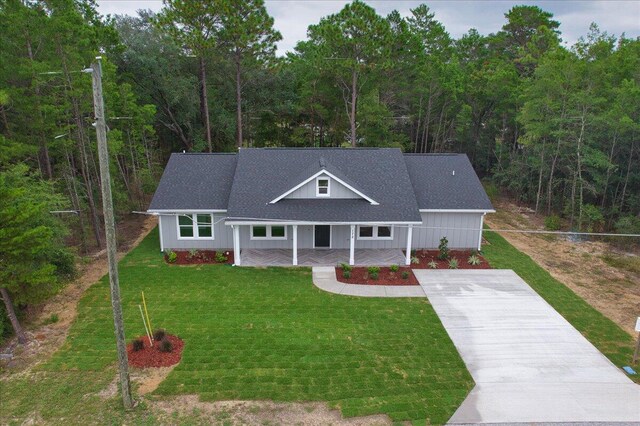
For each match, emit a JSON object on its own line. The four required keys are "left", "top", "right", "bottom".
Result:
{"left": 240, "top": 249, "right": 405, "bottom": 267}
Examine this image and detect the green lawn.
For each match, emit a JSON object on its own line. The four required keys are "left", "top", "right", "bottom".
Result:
{"left": 1, "top": 228, "right": 473, "bottom": 424}
{"left": 482, "top": 229, "right": 639, "bottom": 382}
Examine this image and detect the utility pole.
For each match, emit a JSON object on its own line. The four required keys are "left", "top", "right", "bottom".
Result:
{"left": 89, "top": 57, "right": 133, "bottom": 409}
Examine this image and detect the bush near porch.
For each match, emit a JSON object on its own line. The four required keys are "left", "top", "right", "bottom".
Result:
{"left": 2, "top": 228, "right": 473, "bottom": 424}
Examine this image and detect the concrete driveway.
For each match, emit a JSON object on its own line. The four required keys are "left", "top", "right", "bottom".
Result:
{"left": 415, "top": 269, "right": 640, "bottom": 424}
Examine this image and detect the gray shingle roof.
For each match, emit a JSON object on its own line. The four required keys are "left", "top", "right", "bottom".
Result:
{"left": 148, "top": 153, "right": 237, "bottom": 210}
{"left": 226, "top": 148, "right": 422, "bottom": 222}
{"left": 404, "top": 154, "right": 494, "bottom": 211}
{"left": 147, "top": 149, "right": 494, "bottom": 219}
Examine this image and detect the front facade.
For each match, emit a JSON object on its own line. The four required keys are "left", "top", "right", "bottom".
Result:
{"left": 148, "top": 148, "right": 494, "bottom": 266}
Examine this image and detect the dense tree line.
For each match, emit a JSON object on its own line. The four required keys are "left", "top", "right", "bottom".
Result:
{"left": 0, "top": 0, "right": 638, "bottom": 341}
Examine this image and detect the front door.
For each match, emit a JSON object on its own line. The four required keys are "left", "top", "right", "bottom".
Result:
{"left": 314, "top": 225, "right": 331, "bottom": 248}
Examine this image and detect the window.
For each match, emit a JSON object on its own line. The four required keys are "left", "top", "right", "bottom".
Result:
{"left": 251, "top": 225, "right": 287, "bottom": 240}
{"left": 357, "top": 225, "right": 394, "bottom": 240}
{"left": 177, "top": 213, "right": 214, "bottom": 239}
{"left": 316, "top": 177, "right": 330, "bottom": 197}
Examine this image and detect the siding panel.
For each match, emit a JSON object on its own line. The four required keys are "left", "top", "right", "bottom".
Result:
{"left": 160, "top": 213, "right": 233, "bottom": 250}
{"left": 412, "top": 212, "right": 482, "bottom": 249}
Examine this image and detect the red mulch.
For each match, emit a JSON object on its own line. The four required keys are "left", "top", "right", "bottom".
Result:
{"left": 335, "top": 266, "right": 420, "bottom": 286}
{"left": 127, "top": 335, "right": 184, "bottom": 368}
{"left": 164, "top": 250, "right": 234, "bottom": 265}
{"left": 409, "top": 250, "right": 492, "bottom": 269}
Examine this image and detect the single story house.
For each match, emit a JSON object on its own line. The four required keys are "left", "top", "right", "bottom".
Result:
{"left": 147, "top": 148, "right": 494, "bottom": 266}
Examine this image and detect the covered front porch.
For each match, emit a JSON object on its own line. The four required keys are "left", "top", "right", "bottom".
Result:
{"left": 240, "top": 248, "right": 406, "bottom": 267}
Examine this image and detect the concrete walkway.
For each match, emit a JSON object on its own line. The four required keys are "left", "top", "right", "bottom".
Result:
{"left": 415, "top": 269, "right": 640, "bottom": 424}
{"left": 311, "top": 267, "right": 426, "bottom": 297}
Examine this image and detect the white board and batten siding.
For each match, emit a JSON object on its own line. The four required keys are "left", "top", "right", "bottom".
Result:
{"left": 412, "top": 212, "right": 483, "bottom": 249}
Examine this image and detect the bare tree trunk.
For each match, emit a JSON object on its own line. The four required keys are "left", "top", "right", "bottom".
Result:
{"left": 235, "top": 54, "right": 243, "bottom": 149}
{"left": 0, "top": 287, "right": 26, "bottom": 344}
{"left": 535, "top": 139, "right": 546, "bottom": 214}
{"left": 618, "top": 140, "right": 635, "bottom": 213}
{"left": 576, "top": 108, "right": 586, "bottom": 230}
{"left": 414, "top": 94, "right": 422, "bottom": 153}
{"left": 601, "top": 132, "right": 617, "bottom": 208}
{"left": 26, "top": 37, "right": 52, "bottom": 179}
{"left": 199, "top": 56, "right": 213, "bottom": 152}
{"left": 350, "top": 69, "right": 358, "bottom": 147}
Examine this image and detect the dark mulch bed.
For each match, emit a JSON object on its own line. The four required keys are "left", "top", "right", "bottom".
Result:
{"left": 409, "top": 250, "right": 492, "bottom": 269}
{"left": 164, "top": 250, "right": 234, "bottom": 265}
{"left": 127, "top": 334, "right": 184, "bottom": 368}
{"left": 335, "top": 266, "right": 420, "bottom": 286}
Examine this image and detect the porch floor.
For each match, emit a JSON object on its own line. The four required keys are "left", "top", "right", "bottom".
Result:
{"left": 240, "top": 248, "right": 406, "bottom": 267}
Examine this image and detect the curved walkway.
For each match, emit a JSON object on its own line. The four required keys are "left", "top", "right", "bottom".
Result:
{"left": 311, "top": 266, "right": 426, "bottom": 298}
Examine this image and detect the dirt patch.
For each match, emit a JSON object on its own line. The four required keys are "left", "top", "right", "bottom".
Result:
{"left": 150, "top": 395, "right": 392, "bottom": 426}
{"left": 486, "top": 197, "right": 640, "bottom": 336}
{"left": 336, "top": 267, "right": 419, "bottom": 285}
{"left": 132, "top": 365, "right": 176, "bottom": 395}
{"left": 410, "top": 250, "right": 491, "bottom": 269}
{"left": 165, "top": 250, "right": 234, "bottom": 265}
{"left": 127, "top": 335, "right": 183, "bottom": 368}
{"left": 0, "top": 215, "right": 158, "bottom": 373}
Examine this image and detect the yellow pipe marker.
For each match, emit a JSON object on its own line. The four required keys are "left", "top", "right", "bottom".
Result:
{"left": 142, "top": 291, "right": 153, "bottom": 341}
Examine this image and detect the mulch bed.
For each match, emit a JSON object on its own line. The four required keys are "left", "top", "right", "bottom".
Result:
{"left": 409, "top": 250, "right": 492, "bottom": 269}
{"left": 164, "top": 250, "right": 234, "bottom": 265}
{"left": 335, "top": 266, "right": 420, "bottom": 286}
{"left": 127, "top": 334, "right": 184, "bottom": 368}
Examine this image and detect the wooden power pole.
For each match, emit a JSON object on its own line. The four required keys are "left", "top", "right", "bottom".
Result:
{"left": 89, "top": 57, "right": 133, "bottom": 409}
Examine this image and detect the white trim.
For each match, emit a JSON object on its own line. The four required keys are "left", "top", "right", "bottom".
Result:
{"left": 250, "top": 224, "right": 288, "bottom": 240}
{"left": 477, "top": 213, "right": 485, "bottom": 251}
{"left": 158, "top": 215, "right": 164, "bottom": 252}
{"left": 226, "top": 220, "right": 421, "bottom": 226}
{"left": 315, "top": 176, "right": 330, "bottom": 197}
{"left": 232, "top": 225, "right": 241, "bottom": 266}
{"left": 269, "top": 170, "right": 379, "bottom": 205}
{"left": 419, "top": 209, "right": 496, "bottom": 213}
{"left": 176, "top": 213, "right": 215, "bottom": 240}
{"left": 349, "top": 225, "right": 355, "bottom": 265}
{"left": 405, "top": 225, "right": 413, "bottom": 265}
{"left": 313, "top": 225, "right": 332, "bottom": 248}
{"left": 149, "top": 209, "right": 227, "bottom": 213}
{"left": 357, "top": 225, "right": 394, "bottom": 240}
{"left": 292, "top": 225, "right": 298, "bottom": 265}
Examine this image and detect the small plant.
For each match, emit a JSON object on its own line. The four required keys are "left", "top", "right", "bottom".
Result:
{"left": 389, "top": 264, "right": 399, "bottom": 272}
{"left": 187, "top": 248, "right": 199, "bottom": 259}
{"left": 438, "top": 237, "right": 449, "bottom": 260}
{"left": 342, "top": 270, "right": 351, "bottom": 279}
{"left": 368, "top": 266, "right": 380, "bottom": 280}
{"left": 428, "top": 260, "right": 438, "bottom": 269}
{"left": 401, "top": 270, "right": 410, "bottom": 279}
{"left": 43, "top": 313, "right": 59, "bottom": 325}
{"left": 468, "top": 254, "right": 482, "bottom": 266}
{"left": 159, "top": 338, "right": 173, "bottom": 353}
{"left": 132, "top": 338, "right": 145, "bottom": 352}
{"left": 448, "top": 258, "right": 459, "bottom": 269}
{"left": 166, "top": 250, "right": 177, "bottom": 263}
{"left": 214, "top": 251, "right": 228, "bottom": 263}
{"left": 411, "top": 256, "right": 420, "bottom": 265}
{"left": 410, "top": 249, "right": 417, "bottom": 256}
{"left": 153, "top": 328, "right": 166, "bottom": 341}
{"left": 545, "top": 214, "right": 561, "bottom": 231}
{"left": 340, "top": 262, "right": 352, "bottom": 272}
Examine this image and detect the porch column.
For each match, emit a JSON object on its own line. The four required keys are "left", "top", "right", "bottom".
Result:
{"left": 233, "top": 225, "right": 241, "bottom": 266}
{"left": 477, "top": 213, "right": 485, "bottom": 251}
{"left": 349, "top": 225, "right": 355, "bottom": 266}
{"left": 292, "top": 225, "right": 298, "bottom": 266}
{"left": 158, "top": 215, "right": 164, "bottom": 252}
{"left": 405, "top": 225, "right": 413, "bottom": 266}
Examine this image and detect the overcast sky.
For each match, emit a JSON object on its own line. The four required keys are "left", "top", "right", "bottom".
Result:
{"left": 97, "top": 0, "right": 640, "bottom": 55}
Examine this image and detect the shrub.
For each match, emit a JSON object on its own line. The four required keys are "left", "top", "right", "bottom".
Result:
{"left": 159, "top": 338, "right": 173, "bottom": 353}
{"left": 448, "top": 258, "right": 459, "bottom": 269}
{"left": 166, "top": 250, "right": 177, "bottom": 263}
{"left": 581, "top": 204, "right": 604, "bottom": 232}
{"left": 368, "top": 266, "right": 380, "bottom": 280}
{"left": 544, "top": 215, "right": 561, "bottom": 231}
{"left": 43, "top": 313, "right": 59, "bottom": 325}
{"left": 401, "top": 270, "right": 409, "bottom": 279}
{"left": 438, "top": 237, "right": 449, "bottom": 260}
{"left": 340, "top": 262, "right": 352, "bottom": 272}
{"left": 342, "top": 270, "right": 351, "bottom": 279}
{"left": 153, "top": 329, "right": 166, "bottom": 341}
{"left": 132, "top": 339, "right": 144, "bottom": 352}
{"left": 411, "top": 256, "right": 420, "bottom": 265}
{"left": 214, "top": 251, "right": 228, "bottom": 263}
{"left": 389, "top": 264, "right": 399, "bottom": 272}
{"left": 467, "top": 255, "right": 482, "bottom": 266}
{"left": 50, "top": 248, "right": 76, "bottom": 280}
{"left": 187, "top": 248, "right": 199, "bottom": 259}
{"left": 428, "top": 260, "right": 438, "bottom": 269}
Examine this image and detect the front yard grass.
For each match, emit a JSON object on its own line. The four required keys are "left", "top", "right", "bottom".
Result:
{"left": 482, "top": 229, "right": 639, "bottom": 383}
{"left": 1, "top": 228, "right": 473, "bottom": 424}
